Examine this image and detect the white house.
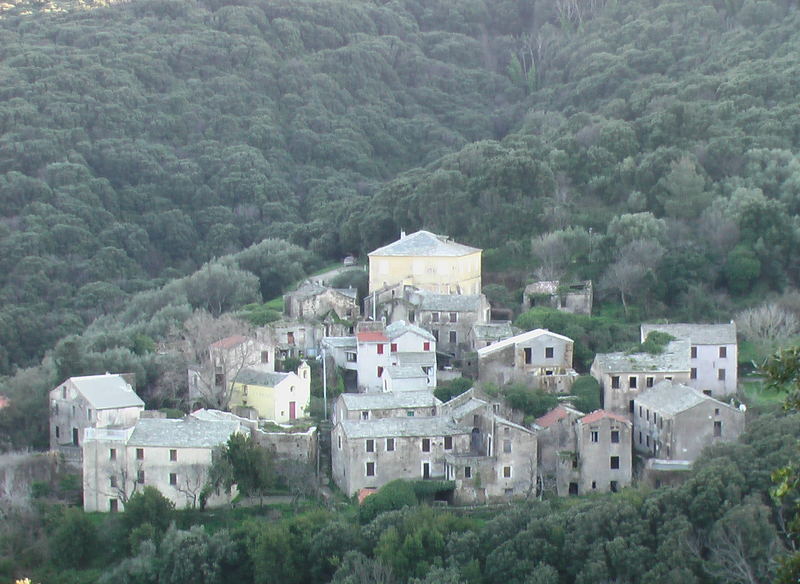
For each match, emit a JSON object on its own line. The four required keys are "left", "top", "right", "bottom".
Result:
{"left": 355, "top": 321, "right": 436, "bottom": 392}
{"left": 50, "top": 374, "right": 144, "bottom": 455}
{"left": 640, "top": 323, "right": 737, "bottom": 397}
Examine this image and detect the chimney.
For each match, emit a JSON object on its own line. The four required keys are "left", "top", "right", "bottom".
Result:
{"left": 400, "top": 229, "right": 406, "bottom": 239}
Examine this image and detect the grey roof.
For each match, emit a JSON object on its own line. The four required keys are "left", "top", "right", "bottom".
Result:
{"left": 386, "top": 320, "right": 436, "bottom": 341}
{"left": 635, "top": 381, "right": 734, "bottom": 416}
{"left": 340, "top": 416, "right": 468, "bottom": 439}
{"left": 68, "top": 374, "right": 144, "bottom": 410}
{"left": 471, "top": 323, "right": 514, "bottom": 341}
{"left": 340, "top": 391, "right": 439, "bottom": 411}
{"left": 592, "top": 340, "right": 691, "bottom": 373}
{"left": 477, "top": 328, "right": 574, "bottom": 358}
{"left": 646, "top": 459, "right": 693, "bottom": 472}
{"left": 236, "top": 368, "right": 290, "bottom": 387}
{"left": 287, "top": 282, "right": 327, "bottom": 299}
{"left": 415, "top": 291, "right": 483, "bottom": 312}
{"left": 494, "top": 415, "right": 535, "bottom": 434}
{"left": 385, "top": 365, "right": 428, "bottom": 380}
{"left": 369, "top": 230, "right": 480, "bottom": 257}
{"left": 128, "top": 417, "right": 241, "bottom": 448}
{"left": 322, "top": 336, "right": 357, "bottom": 349}
{"left": 448, "top": 397, "right": 486, "bottom": 420}
{"left": 395, "top": 352, "right": 436, "bottom": 367}
{"left": 641, "top": 323, "right": 736, "bottom": 345}
{"left": 334, "top": 288, "right": 358, "bottom": 300}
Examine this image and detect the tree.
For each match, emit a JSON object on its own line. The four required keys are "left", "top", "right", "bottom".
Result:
{"left": 183, "top": 262, "right": 261, "bottom": 317}
{"left": 50, "top": 507, "right": 97, "bottom": 569}
{"left": 206, "top": 434, "right": 275, "bottom": 506}
{"left": 736, "top": 303, "right": 799, "bottom": 355}
{"left": 123, "top": 486, "right": 175, "bottom": 541}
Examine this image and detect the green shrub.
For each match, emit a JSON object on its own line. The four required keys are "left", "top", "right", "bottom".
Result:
{"left": 359, "top": 480, "right": 417, "bottom": 523}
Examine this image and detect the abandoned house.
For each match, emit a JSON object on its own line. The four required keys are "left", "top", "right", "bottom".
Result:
{"left": 522, "top": 280, "right": 593, "bottom": 315}
{"left": 283, "top": 282, "right": 359, "bottom": 322}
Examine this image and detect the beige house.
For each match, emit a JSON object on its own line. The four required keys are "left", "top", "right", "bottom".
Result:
{"left": 477, "top": 329, "right": 578, "bottom": 392}
{"left": 633, "top": 381, "right": 745, "bottom": 462}
{"left": 50, "top": 374, "right": 144, "bottom": 460}
{"left": 368, "top": 230, "right": 482, "bottom": 295}
{"left": 82, "top": 413, "right": 246, "bottom": 512}
{"left": 640, "top": 323, "right": 737, "bottom": 397}
{"left": 591, "top": 340, "right": 691, "bottom": 418}
{"left": 229, "top": 362, "right": 311, "bottom": 423}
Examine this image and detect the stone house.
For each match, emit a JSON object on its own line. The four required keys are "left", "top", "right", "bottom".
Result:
{"left": 640, "top": 323, "right": 737, "bottom": 397}
{"left": 228, "top": 362, "right": 311, "bottom": 423}
{"left": 477, "top": 329, "right": 578, "bottom": 392}
{"left": 534, "top": 404, "right": 585, "bottom": 496}
{"left": 267, "top": 320, "right": 326, "bottom": 364}
{"left": 283, "top": 282, "right": 359, "bottom": 322}
{"left": 333, "top": 391, "right": 441, "bottom": 423}
{"left": 50, "top": 374, "right": 144, "bottom": 461}
{"left": 381, "top": 366, "right": 431, "bottom": 392}
{"left": 591, "top": 340, "right": 691, "bottom": 418}
{"left": 354, "top": 321, "right": 436, "bottom": 392}
{"left": 633, "top": 381, "right": 745, "bottom": 462}
{"left": 82, "top": 413, "right": 246, "bottom": 512}
{"left": 468, "top": 322, "right": 516, "bottom": 351}
{"left": 574, "top": 410, "right": 632, "bottom": 494}
{"left": 522, "top": 280, "right": 593, "bottom": 315}
{"left": 368, "top": 230, "right": 482, "bottom": 295}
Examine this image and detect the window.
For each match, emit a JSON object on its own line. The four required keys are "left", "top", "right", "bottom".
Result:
{"left": 366, "top": 462, "right": 375, "bottom": 476}
{"left": 361, "top": 411, "right": 369, "bottom": 420}
{"left": 169, "top": 473, "right": 177, "bottom": 486}
{"left": 524, "top": 348, "right": 532, "bottom": 365}
{"left": 108, "top": 448, "right": 116, "bottom": 460}
{"left": 503, "top": 439, "right": 512, "bottom": 453}
{"left": 386, "top": 438, "right": 395, "bottom": 451}
{"left": 639, "top": 406, "right": 643, "bottom": 417}
{"left": 170, "top": 449, "right": 177, "bottom": 462}
{"left": 431, "top": 312, "right": 439, "bottom": 322}
{"left": 377, "top": 366, "right": 384, "bottom": 377}
{"left": 691, "top": 346, "right": 697, "bottom": 359}
{"left": 444, "top": 436, "right": 453, "bottom": 450}
{"left": 136, "top": 448, "right": 144, "bottom": 461}
{"left": 592, "top": 481, "right": 597, "bottom": 490}
{"left": 449, "top": 331, "right": 457, "bottom": 344}
{"left": 407, "top": 411, "right": 415, "bottom": 417}
{"left": 718, "top": 368, "right": 726, "bottom": 381}
{"left": 87, "top": 408, "right": 92, "bottom": 419}
{"left": 464, "top": 466, "right": 472, "bottom": 479}
{"left": 591, "top": 431, "right": 599, "bottom": 443}
{"left": 610, "top": 456, "right": 620, "bottom": 470}
{"left": 110, "top": 476, "right": 118, "bottom": 488}
{"left": 338, "top": 435, "right": 341, "bottom": 449}
{"left": 646, "top": 377, "right": 654, "bottom": 388}
{"left": 390, "top": 343, "right": 397, "bottom": 353}
{"left": 629, "top": 400, "right": 634, "bottom": 413}
{"left": 703, "top": 390, "right": 712, "bottom": 396}
{"left": 215, "top": 373, "right": 224, "bottom": 387}
{"left": 646, "top": 436, "right": 650, "bottom": 447}
{"left": 109, "top": 499, "right": 118, "bottom": 512}
{"left": 423, "top": 342, "right": 430, "bottom": 351}
{"left": 665, "top": 376, "right": 673, "bottom": 381}
{"left": 243, "top": 385, "right": 249, "bottom": 397}
{"left": 714, "top": 421, "right": 722, "bottom": 437}
{"left": 646, "top": 409, "right": 650, "bottom": 421}
{"left": 610, "top": 481, "right": 619, "bottom": 493}
{"left": 261, "top": 350, "right": 269, "bottom": 363}
{"left": 503, "top": 466, "right": 511, "bottom": 478}
{"left": 366, "top": 439, "right": 375, "bottom": 453}
{"left": 629, "top": 376, "right": 637, "bottom": 389}
{"left": 715, "top": 408, "right": 720, "bottom": 416}
{"left": 719, "top": 346, "right": 727, "bottom": 358}
{"left": 409, "top": 310, "right": 415, "bottom": 323}
{"left": 55, "top": 426, "right": 60, "bottom": 439}
{"left": 611, "top": 430, "right": 620, "bottom": 443}
{"left": 449, "top": 312, "right": 458, "bottom": 323}
{"left": 346, "top": 351, "right": 357, "bottom": 362}
{"left": 569, "top": 482, "right": 578, "bottom": 495}
{"left": 691, "top": 368, "right": 697, "bottom": 379}
{"left": 611, "top": 376, "right": 620, "bottom": 389}
{"left": 377, "top": 344, "right": 384, "bottom": 354}
{"left": 504, "top": 488, "right": 514, "bottom": 496}
{"left": 639, "top": 431, "right": 642, "bottom": 444}
{"left": 545, "top": 346, "right": 554, "bottom": 358}
{"left": 432, "top": 330, "right": 439, "bottom": 342}
{"left": 137, "top": 470, "right": 145, "bottom": 484}
{"left": 422, "top": 438, "right": 431, "bottom": 452}
{"left": 287, "top": 332, "right": 295, "bottom": 345}
{"left": 62, "top": 387, "right": 66, "bottom": 399}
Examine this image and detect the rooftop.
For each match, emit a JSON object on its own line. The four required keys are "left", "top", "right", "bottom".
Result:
{"left": 384, "top": 365, "right": 428, "bottom": 380}
{"left": 635, "top": 381, "right": 736, "bottom": 416}
{"left": 128, "top": 416, "right": 242, "bottom": 448}
{"left": 340, "top": 391, "right": 439, "bottom": 411}
{"left": 471, "top": 322, "right": 515, "bottom": 341}
{"left": 66, "top": 374, "right": 144, "bottom": 410}
{"left": 536, "top": 405, "right": 585, "bottom": 428}
{"left": 386, "top": 320, "right": 436, "bottom": 341}
{"left": 640, "top": 322, "right": 736, "bottom": 345}
{"left": 413, "top": 291, "right": 483, "bottom": 312}
{"left": 209, "top": 335, "right": 248, "bottom": 350}
{"left": 369, "top": 230, "right": 480, "bottom": 258}
{"left": 579, "top": 409, "right": 631, "bottom": 426}
{"left": 394, "top": 352, "right": 436, "bottom": 367}
{"left": 477, "top": 328, "right": 574, "bottom": 357}
{"left": 322, "top": 336, "right": 358, "bottom": 349}
{"left": 591, "top": 340, "right": 691, "bottom": 373}
{"left": 340, "top": 416, "right": 468, "bottom": 439}
{"left": 236, "top": 368, "right": 290, "bottom": 387}
{"left": 357, "top": 331, "right": 389, "bottom": 343}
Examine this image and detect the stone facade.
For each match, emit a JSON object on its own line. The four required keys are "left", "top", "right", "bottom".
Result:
{"left": 284, "top": 282, "right": 359, "bottom": 322}
{"left": 523, "top": 280, "right": 593, "bottom": 315}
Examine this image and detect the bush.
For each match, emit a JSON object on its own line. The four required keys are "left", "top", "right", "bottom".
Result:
{"left": 434, "top": 377, "right": 472, "bottom": 402}
{"left": 570, "top": 376, "right": 601, "bottom": 413}
{"left": 124, "top": 486, "right": 175, "bottom": 541}
{"left": 359, "top": 480, "right": 417, "bottom": 523}
{"left": 51, "top": 508, "right": 97, "bottom": 568}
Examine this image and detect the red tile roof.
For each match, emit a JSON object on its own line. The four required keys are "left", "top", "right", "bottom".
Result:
{"left": 357, "top": 331, "right": 388, "bottom": 343}
{"left": 536, "top": 406, "right": 570, "bottom": 428}
{"left": 210, "top": 335, "right": 248, "bottom": 349}
{"left": 358, "top": 487, "right": 377, "bottom": 504}
{"left": 579, "top": 409, "right": 630, "bottom": 425}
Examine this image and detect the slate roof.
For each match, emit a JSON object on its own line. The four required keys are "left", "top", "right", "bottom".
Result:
{"left": 384, "top": 365, "right": 427, "bottom": 380}
{"left": 634, "top": 381, "right": 732, "bottom": 416}
{"left": 591, "top": 340, "right": 691, "bottom": 373}
{"left": 236, "top": 368, "right": 290, "bottom": 387}
{"left": 394, "top": 352, "right": 436, "bottom": 367}
{"left": 386, "top": 320, "right": 436, "bottom": 341}
{"left": 68, "top": 374, "right": 144, "bottom": 410}
{"left": 579, "top": 410, "right": 631, "bottom": 426}
{"left": 471, "top": 323, "right": 515, "bottom": 341}
{"left": 415, "top": 291, "right": 483, "bottom": 312}
{"left": 288, "top": 282, "right": 327, "bottom": 299}
{"left": 477, "top": 328, "right": 574, "bottom": 357}
{"left": 340, "top": 416, "right": 468, "bottom": 439}
{"left": 640, "top": 323, "right": 737, "bottom": 345}
{"left": 340, "top": 391, "right": 439, "bottom": 411}
{"left": 128, "top": 417, "right": 241, "bottom": 448}
{"left": 323, "top": 336, "right": 357, "bottom": 349}
{"left": 369, "top": 230, "right": 480, "bottom": 257}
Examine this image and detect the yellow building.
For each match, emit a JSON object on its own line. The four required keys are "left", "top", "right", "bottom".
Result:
{"left": 368, "top": 230, "right": 482, "bottom": 295}
{"left": 230, "top": 362, "right": 311, "bottom": 423}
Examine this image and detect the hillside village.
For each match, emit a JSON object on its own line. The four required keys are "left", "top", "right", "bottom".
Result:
{"left": 47, "top": 230, "right": 748, "bottom": 511}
